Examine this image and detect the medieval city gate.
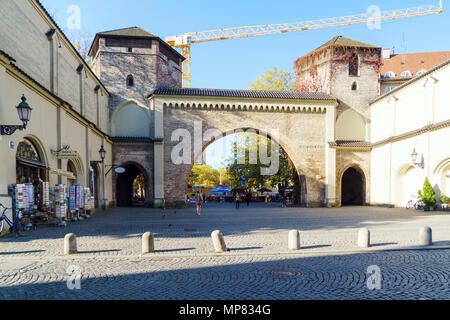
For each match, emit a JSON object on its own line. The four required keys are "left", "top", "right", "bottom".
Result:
{"left": 148, "top": 88, "right": 339, "bottom": 208}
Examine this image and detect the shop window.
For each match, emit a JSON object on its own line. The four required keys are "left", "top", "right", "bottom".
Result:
{"left": 16, "top": 140, "right": 40, "bottom": 162}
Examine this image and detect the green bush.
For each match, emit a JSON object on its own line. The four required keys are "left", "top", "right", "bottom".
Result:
{"left": 418, "top": 178, "right": 436, "bottom": 207}
{"left": 440, "top": 195, "right": 450, "bottom": 204}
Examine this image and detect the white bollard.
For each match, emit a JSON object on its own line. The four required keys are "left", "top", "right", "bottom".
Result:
{"left": 358, "top": 228, "right": 370, "bottom": 248}
{"left": 211, "top": 230, "right": 227, "bottom": 253}
{"left": 288, "top": 230, "right": 301, "bottom": 250}
{"left": 64, "top": 233, "right": 77, "bottom": 255}
{"left": 142, "top": 232, "right": 155, "bottom": 254}
{"left": 419, "top": 227, "right": 432, "bottom": 246}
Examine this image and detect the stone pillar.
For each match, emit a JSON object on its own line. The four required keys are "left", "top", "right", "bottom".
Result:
{"left": 64, "top": 233, "right": 77, "bottom": 255}
{"left": 325, "top": 102, "right": 337, "bottom": 207}
{"left": 288, "top": 230, "right": 301, "bottom": 250}
{"left": 419, "top": 227, "right": 432, "bottom": 246}
{"left": 358, "top": 228, "right": 370, "bottom": 248}
{"left": 153, "top": 99, "right": 165, "bottom": 208}
{"left": 142, "top": 232, "right": 155, "bottom": 254}
{"left": 211, "top": 230, "right": 227, "bottom": 253}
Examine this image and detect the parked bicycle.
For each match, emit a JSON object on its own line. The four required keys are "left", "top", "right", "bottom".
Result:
{"left": 0, "top": 203, "right": 34, "bottom": 237}
{"left": 406, "top": 199, "right": 425, "bottom": 210}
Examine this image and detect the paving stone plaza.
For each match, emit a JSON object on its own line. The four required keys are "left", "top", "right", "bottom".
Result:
{"left": 1, "top": 203, "right": 450, "bottom": 300}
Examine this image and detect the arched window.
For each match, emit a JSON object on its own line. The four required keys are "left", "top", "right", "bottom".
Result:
{"left": 349, "top": 53, "right": 359, "bottom": 76}
{"left": 126, "top": 75, "right": 134, "bottom": 87}
{"left": 384, "top": 71, "right": 395, "bottom": 78}
{"left": 351, "top": 82, "right": 358, "bottom": 91}
{"left": 400, "top": 70, "right": 412, "bottom": 77}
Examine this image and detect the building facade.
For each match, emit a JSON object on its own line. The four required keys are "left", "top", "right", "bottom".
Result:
{"left": 0, "top": 0, "right": 113, "bottom": 230}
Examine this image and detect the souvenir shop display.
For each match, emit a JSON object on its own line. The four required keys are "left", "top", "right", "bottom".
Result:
{"left": 41, "top": 182, "right": 50, "bottom": 209}
{"left": 14, "top": 184, "right": 35, "bottom": 215}
{"left": 54, "top": 184, "right": 67, "bottom": 219}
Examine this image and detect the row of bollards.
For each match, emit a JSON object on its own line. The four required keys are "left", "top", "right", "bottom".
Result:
{"left": 63, "top": 226, "right": 435, "bottom": 255}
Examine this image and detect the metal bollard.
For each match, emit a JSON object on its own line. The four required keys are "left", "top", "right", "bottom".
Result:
{"left": 358, "top": 228, "right": 370, "bottom": 248}
{"left": 288, "top": 230, "right": 301, "bottom": 250}
{"left": 211, "top": 230, "right": 228, "bottom": 253}
{"left": 64, "top": 233, "right": 77, "bottom": 255}
{"left": 142, "top": 232, "right": 155, "bottom": 254}
{"left": 419, "top": 226, "right": 432, "bottom": 246}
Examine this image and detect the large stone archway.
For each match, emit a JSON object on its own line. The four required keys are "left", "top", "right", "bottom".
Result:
{"left": 149, "top": 89, "right": 339, "bottom": 208}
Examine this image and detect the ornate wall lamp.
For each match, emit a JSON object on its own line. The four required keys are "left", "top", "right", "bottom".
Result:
{"left": 0, "top": 95, "right": 32, "bottom": 135}
{"left": 410, "top": 149, "right": 425, "bottom": 169}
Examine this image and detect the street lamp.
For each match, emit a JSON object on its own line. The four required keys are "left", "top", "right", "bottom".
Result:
{"left": 0, "top": 95, "right": 32, "bottom": 135}
{"left": 410, "top": 148, "right": 424, "bottom": 169}
{"left": 90, "top": 145, "right": 107, "bottom": 210}
{"left": 99, "top": 145, "right": 106, "bottom": 162}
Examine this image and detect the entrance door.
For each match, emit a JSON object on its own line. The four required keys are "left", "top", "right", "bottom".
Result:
{"left": 341, "top": 167, "right": 364, "bottom": 206}
{"left": 116, "top": 164, "right": 147, "bottom": 207}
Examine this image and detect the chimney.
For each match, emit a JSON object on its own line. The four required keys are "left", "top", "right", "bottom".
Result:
{"left": 382, "top": 48, "right": 391, "bottom": 59}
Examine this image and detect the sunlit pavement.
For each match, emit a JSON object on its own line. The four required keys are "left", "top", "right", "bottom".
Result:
{"left": 1, "top": 203, "right": 450, "bottom": 299}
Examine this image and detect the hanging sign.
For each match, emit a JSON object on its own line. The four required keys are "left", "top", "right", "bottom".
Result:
{"left": 52, "top": 146, "right": 79, "bottom": 159}
{"left": 50, "top": 168, "right": 76, "bottom": 180}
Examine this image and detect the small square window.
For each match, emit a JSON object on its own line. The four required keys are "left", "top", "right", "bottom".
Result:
{"left": 127, "top": 48, "right": 133, "bottom": 53}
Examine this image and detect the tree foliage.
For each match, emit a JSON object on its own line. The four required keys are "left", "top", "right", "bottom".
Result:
{"left": 190, "top": 165, "right": 220, "bottom": 187}
{"left": 418, "top": 178, "right": 436, "bottom": 207}
{"left": 249, "top": 66, "right": 295, "bottom": 92}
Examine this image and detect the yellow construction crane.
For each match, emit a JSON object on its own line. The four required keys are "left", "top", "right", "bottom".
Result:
{"left": 166, "top": 1, "right": 443, "bottom": 88}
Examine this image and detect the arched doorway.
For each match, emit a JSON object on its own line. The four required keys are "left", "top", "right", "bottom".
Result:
{"left": 341, "top": 167, "right": 365, "bottom": 206}
{"left": 116, "top": 163, "right": 148, "bottom": 207}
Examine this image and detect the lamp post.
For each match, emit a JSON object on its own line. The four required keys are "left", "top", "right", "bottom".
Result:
{"left": 411, "top": 148, "right": 424, "bottom": 169}
{"left": 91, "top": 145, "right": 106, "bottom": 209}
{"left": 0, "top": 95, "right": 32, "bottom": 135}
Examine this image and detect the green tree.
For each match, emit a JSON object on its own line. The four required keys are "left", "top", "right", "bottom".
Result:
{"left": 249, "top": 67, "right": 295, "bottom": 92}
{"left": 190, "top": 165, "right": 220, "bottom": 187}
{"left": 418, "top": 178, "right": 437, "bottom": 207}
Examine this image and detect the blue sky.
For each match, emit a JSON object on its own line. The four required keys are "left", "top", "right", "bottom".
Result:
{"left": 41, "top": 0, "right": 449, "bottom": 169}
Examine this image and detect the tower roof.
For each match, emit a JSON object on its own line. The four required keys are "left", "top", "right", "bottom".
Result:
{"left": 295, "top": 36, "right": 380, "bottom": 65}
{"left": 97, "top": 27, "right": 158, "bottom": 38}
{"left": 318, "top": 36, "right": 380, "bottom": 50}
{"left": 88, "top": 26, "right": 185, "bottom": 61}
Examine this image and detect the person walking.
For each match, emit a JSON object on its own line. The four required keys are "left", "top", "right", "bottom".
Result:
{"left": 196, "top": 192, "right": 203, "bottom": 216}
{"left": 235, "top": 194, "right": 240, "bottom": 210}
{"left": 246, "top": 193, "right": 250, "bottom": 207}
{"left": 282, "top": 194, "right": 287, "bottom": 208}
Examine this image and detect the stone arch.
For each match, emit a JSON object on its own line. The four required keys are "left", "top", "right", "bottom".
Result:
{"left": 434, "top": 157, "right": 450, "bottom": 197}
{"left": 115, "top": 161, "right": 150, "bottom": 207}
{"left": 394, "top": 163, "right": 422, "bottom": 207}
{"left": 16, "top": 135, "right": 49, "bottom": 183}
{"left": 181, "top": 126, "right": 307, "bottom": 205}
{"left": 111, "top": 100, "right": 151, "bottom": 137}
{"left": 339, "top": 164, "right": 366, "bottom": 206}
{"left": 22, "top": 135, "right": 49, "bottom": 166}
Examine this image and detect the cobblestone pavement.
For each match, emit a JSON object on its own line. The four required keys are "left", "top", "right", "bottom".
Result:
{"left": 1, "top": 204, "right": 450, "bottom": 299}
{"left": 0, "top": 250, "right": 449, "bottom": 299}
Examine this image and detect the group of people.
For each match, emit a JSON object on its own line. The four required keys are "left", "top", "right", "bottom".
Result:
{"left": 192, "top": 191, "right": 291, "bottom": 216}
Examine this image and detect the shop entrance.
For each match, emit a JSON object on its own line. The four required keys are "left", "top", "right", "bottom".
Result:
{"left": 16, "top": 138, "right": 47, "bottom": 184}
{"left": 341, "top": 167, "right": 365, "bottom": 206}
{"left": 116, "top": 163, "right": 148, "bottom": 207}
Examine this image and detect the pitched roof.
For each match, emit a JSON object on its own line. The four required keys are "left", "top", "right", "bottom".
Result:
{"left": 97, "top": 27, "right": 158, "bottom": 38}
{"left": 149, "top": 88, "right": 336, "bottom": 101}
{"left": 296, "top": 36, "right": 380, "bottom": 64}
{"left": 381, "top": 51, "right": 450, "bottom": 79}
{"left": 318, "top": 36, "right": 380, "bottom": 50}
{"left": 370, "top": 58, "right": 450, "bottom": 105}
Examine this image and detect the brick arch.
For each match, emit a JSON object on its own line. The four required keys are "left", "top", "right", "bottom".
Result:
{"left": 338, "top": 164, "right": 367, "bottom": 206}
{"left": 163, "top": 111, "right": 326, "bottom": 206}
{"left": 115, "top": 161, "right": 151, "bottom": 207}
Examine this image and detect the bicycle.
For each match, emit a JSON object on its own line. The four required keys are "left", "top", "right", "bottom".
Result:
{"left": 406, "top": 199, "right": 425, "bottom": 210}
{"left": 0, "top": 203, "right": 34, "bottom": 237}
